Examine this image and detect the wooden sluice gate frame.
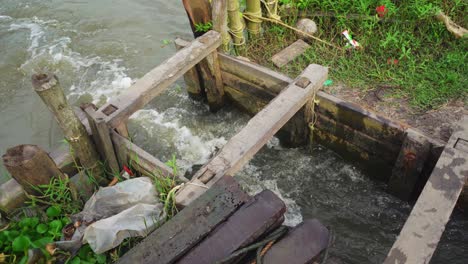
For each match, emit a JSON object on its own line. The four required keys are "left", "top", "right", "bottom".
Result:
{"left": 0, "top": 27, "right": 467, "bottom": 263}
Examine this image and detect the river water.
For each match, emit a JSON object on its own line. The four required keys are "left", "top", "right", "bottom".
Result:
{"left": 0, "top": 1, "right": 466, "bottom": 263}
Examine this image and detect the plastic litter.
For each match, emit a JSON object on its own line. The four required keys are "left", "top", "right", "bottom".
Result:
{"left": 342, "top": 30, "right": 361, "bottom": 49}
{"left": 323, "top": 79, "right": 333, "bottom": 86}
{"left": 56, "top": 177, "right": 164, "bottom": 254}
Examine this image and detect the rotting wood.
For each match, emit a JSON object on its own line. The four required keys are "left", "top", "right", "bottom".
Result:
{"left": 182, "top": 0, "right": 212, "bottom": 38}
{"left": 116, "top": 175, "right": 249, "bottom": 264}
{"left": 384, "top": 115, "right": 468, "bottom": 264}
{"left": 177, "top": 190, "right": 285, "bottom": 264}
{"left": 262, "top": 219, "right": 330, "bottom": 264}
{"left": 176, "top": 64, "right": 328, "bottom": 207}
{"left": 212, "top": 0, "right": 230, "bottom": 52}
{"left": 84, "top": 106, "right": 120, "bottom": 176}
{"left": 2, "top": 144, "right": 65, "bottom": 195}
{"left": 0, "top": 179, "right": 26, "bottom": 214}
{"left": 110, "top": 130, "right": 188, "bottom": 182}
{"left": 387, "top": 128, "right": 432, "bottom": 201}
{"left": 272, "top": 39, "right": 310, "bottom": 68}
{"left": 98, "top": 31, "right": 222, "bottom": 128}
{"left": 115, "top": 122, "right": 130, "bottom": 139}
{"left": 32, "top": 73, "right": 106, "bottom": 184}
{"left": 174, "top": 38, "right": 204, "bottom": 100}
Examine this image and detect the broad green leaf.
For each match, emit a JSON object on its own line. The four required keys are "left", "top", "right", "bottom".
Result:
{"left": 36, "top": 223, "right": 48, "bottom": 234}
{"left": 46, "top": 206, "right": 62, "bottom": 218}
{"left": 70, "top": 257, "right": 81, "bottom": 264}
{"left": 95, "top": 254, "right": 107, "bottom": 264}
{"left": 12, "top": 235, "right": 30, "bottom": 252}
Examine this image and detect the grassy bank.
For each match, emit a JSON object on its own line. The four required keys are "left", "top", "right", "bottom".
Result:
{"left": 240, "top": 0, "right": 467, "bottom": 110}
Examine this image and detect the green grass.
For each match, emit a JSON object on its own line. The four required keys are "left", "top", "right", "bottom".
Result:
{"left": 241, "top": 0, "right": 467, "bottom": 110}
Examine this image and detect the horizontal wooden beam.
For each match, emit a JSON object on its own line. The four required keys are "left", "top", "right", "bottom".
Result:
{"left": 98, "top": 31, "right": 221, "bottom": 128}
{"left": 110, "top": 130, "right": 188, "bottom": 182}
{"left": 176, "top": 64, "right": 328, "bottom": 207}
{"left": 385, "top": 115, "right": 468, "bottom": 264}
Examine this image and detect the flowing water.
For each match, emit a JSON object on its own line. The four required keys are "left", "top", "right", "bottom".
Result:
{"left": 0, "top": 1, "right": 467, "bottom": 263}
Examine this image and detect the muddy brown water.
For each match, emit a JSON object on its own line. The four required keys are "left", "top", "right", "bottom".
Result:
{"left": 0, "top": 1, "right": 467, "bottom": 263}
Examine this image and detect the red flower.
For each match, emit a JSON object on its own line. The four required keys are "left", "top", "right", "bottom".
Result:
{"left": 376, "top": 5, "right": 387, "bottom": 17}
{"left": 387, "top": 58, "right": 399, "bottom": 65}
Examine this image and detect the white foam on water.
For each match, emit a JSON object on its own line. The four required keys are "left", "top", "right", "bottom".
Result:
{"left": 8, "top": 16, "right": 132, "bottom": 104}
{"left": 131, "top": 109, "right": 227, "bottom": 172}
{"left": 238, "top": 164, "right": 303, "bottom": 227}
{"left": 0, "top": 15, "right": 12, "bottom": 21}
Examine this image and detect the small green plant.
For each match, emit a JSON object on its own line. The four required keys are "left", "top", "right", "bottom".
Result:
{"left": 194, "top": 21, "right": 213, "bottom": 33}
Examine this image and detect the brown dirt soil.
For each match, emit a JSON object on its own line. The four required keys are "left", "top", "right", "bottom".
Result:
{"left": 324, "top": 83, "right": 467, "bottom": 142}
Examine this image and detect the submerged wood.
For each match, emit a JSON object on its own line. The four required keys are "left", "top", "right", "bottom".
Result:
{"left": 385, "top": 115, "right": 468, "bottom": 264}
{"left": 32, "top": 73, "right": 105, "bottom": 184}
{"left": 388, "top": 129, "right": 431, "bottom": 201}
{"left": 116, "top": 175, "right": 249, "bottom": 264}
{"left": 174, "top": 38, "right": 203, "bottom": 99}
{"left": 176, "top": 64, "right": 328, "bottom": 207}
{"left": 98, "top": 31, "right": 221, "bottom": 128}
{"left": 2, "top": 144, "right": 65, "bottom": 195}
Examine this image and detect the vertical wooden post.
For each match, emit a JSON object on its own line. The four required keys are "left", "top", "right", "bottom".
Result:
{"left": 2, "top": 145, "right": 65, "bottom": 195}
{"left": 245, "top": 0, "right": 262, "bottom": 37}
{"left": 115, "top": 121, "right": 130, "bottom": 139}
{"left": 182, "top": 0, "right": 225, "bottom": 111}
{"left": 212, "top": 0, "right": 230, "bottom": 52}
{"left": 174, "top": 38, "right": 204, "bottom": 100}
{"left": 32, "top": 73, "right": 106, "bottom": 184}
{"left": 84, "top": 106, "right": 120, "bottom": 176}
{"left": 227, "top": 0, "right": 245, "bottom": 47}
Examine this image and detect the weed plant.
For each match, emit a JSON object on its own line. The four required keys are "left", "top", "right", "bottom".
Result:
{"left": 242, "top": 0, "right": 467, "bottom": 109}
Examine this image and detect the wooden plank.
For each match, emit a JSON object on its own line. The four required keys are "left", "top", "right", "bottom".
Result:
{"left": 199, "top": 52, "right": 225, "bottom": 111}
{"left": 272, "top": 39, "right": 310, "bottom": 68}
{"left": 262, "top": 219, "right": 329, "bottom": 264}
{"left": 98, "top": 31, "right": 221, "bottom": 128}
{"left": 85, "top": 107, "right": 120, "bottom": 176}
{"left": 177, "top": 190, "right": 286, "bottom": 264}
{"left": 384, "top": 115, "right": 468, "bottom": 264}
{"left": 174, "top": 38, "right": 203, "bottom": 99}
{"left": 110, "top": 130, "right": 188, "bottom": 182}
{"left": 387, "top": 128, "right": 432, "bottom": 201}
{"left": 182, "top": 0, "right": 212, "bottom": 38}
{"left": 219, "top": 53, "right": 291, "bottom": 94}
{"left": 176, "top": 64, "right": 328, "bottom": 207}
{"left": 116, "top": 175, "right": 249, "bottom": 264}
{"left": 212, "top": 0, "right": 230, "bottom": 52}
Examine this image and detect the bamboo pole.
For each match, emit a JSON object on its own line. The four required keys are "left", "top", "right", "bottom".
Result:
{"left": 2, "top": 145, "right": 65, "bottom": 195}
{"left": 227, "top": 0, "right": 245, "bottom": 47}
{"left": 245, "top": 0, "right": 262, "bottom": 37}
{"left": 32, "top": 73, "right": 106, "bottom": 184}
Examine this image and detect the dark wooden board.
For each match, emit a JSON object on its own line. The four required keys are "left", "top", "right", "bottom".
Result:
{"left": 116, "top": 175, "right": 249, "bottom": 264}
{"left": 177, "top": 190, "right": 286, "bottom": 264}
{"left": 263, "top": 219, "right": 329, "bottom": 264}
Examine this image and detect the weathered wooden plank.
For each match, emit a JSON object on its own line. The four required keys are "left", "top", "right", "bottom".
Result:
{"left": 110, "top": 130, "right": 188, "bottom": 182}
{"left": 176, "top": 64, "right": 328, "bottom": 207}
{"left": 85, "top": 107, "right": 120, "bottom": 176}
{"left": 219, "top": 53, "right": 291, "bottom": 94}
{"left": 272, "top": 39, "right": 310, "bottom": 68}
{"left": 174, "top": 38, "right": 203, "bottom": 99}
{"left": 199, "top": 52, "right": 225, "bottom": 111}
{"left": 98, "top": 31, "right": 221, "bottom": 128}
{"left": 116, "top": 175, "right": 249, "bottom": 264}
{"left": 177, "top": 190, "right": 286, "bottom": 264}
{"left": 316, "top": 113, "right": 401, "bottom": 163}
{"left": 0, "top": 179, "right": 26, "bottom": 214}
{"left": 385, "top": 115, "right": 468, "bottom": 264}
{"left": 387, "top": 128, "right": 432, "bottom": 201}
{"left": 182, "top": 0, "right": 212, "bottom": 38}
{"left": 262, "top": 219, "right": 330, "bottom": 264}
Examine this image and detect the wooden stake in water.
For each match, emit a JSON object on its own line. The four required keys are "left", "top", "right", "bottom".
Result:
{"left": 32, "top": 73, "right": 106, "bottom": 184}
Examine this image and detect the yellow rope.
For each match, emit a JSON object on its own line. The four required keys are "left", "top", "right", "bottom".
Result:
{"left": 243, "top": 9, "right": 263, "bottom": 34}
{"left": 261, "top": 0, "right": 280, "bottom": 20}
{"left": 227, "top": 6, "right": 246, "bottom": 46}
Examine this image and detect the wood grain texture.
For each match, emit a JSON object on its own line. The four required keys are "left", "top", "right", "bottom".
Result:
{"left": 99, "top": 31, "right": 221, "bottom": 128}
{"left": 176, "top": 64, "right": 328, "bottom": 207}
{"left": 174, "top": 38, "right": 203, "bottom": 99}
{"left": 385, "top": 115, "right": 468, "bottom": 264}
{"left": 272, "top": 39, "right": 310, "bottom": 68}
{"left": 177, "top": 190, "right": 285, "bottom": 264}
{"left": 116, "top": 175, "right": 249, "bottom": 264}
